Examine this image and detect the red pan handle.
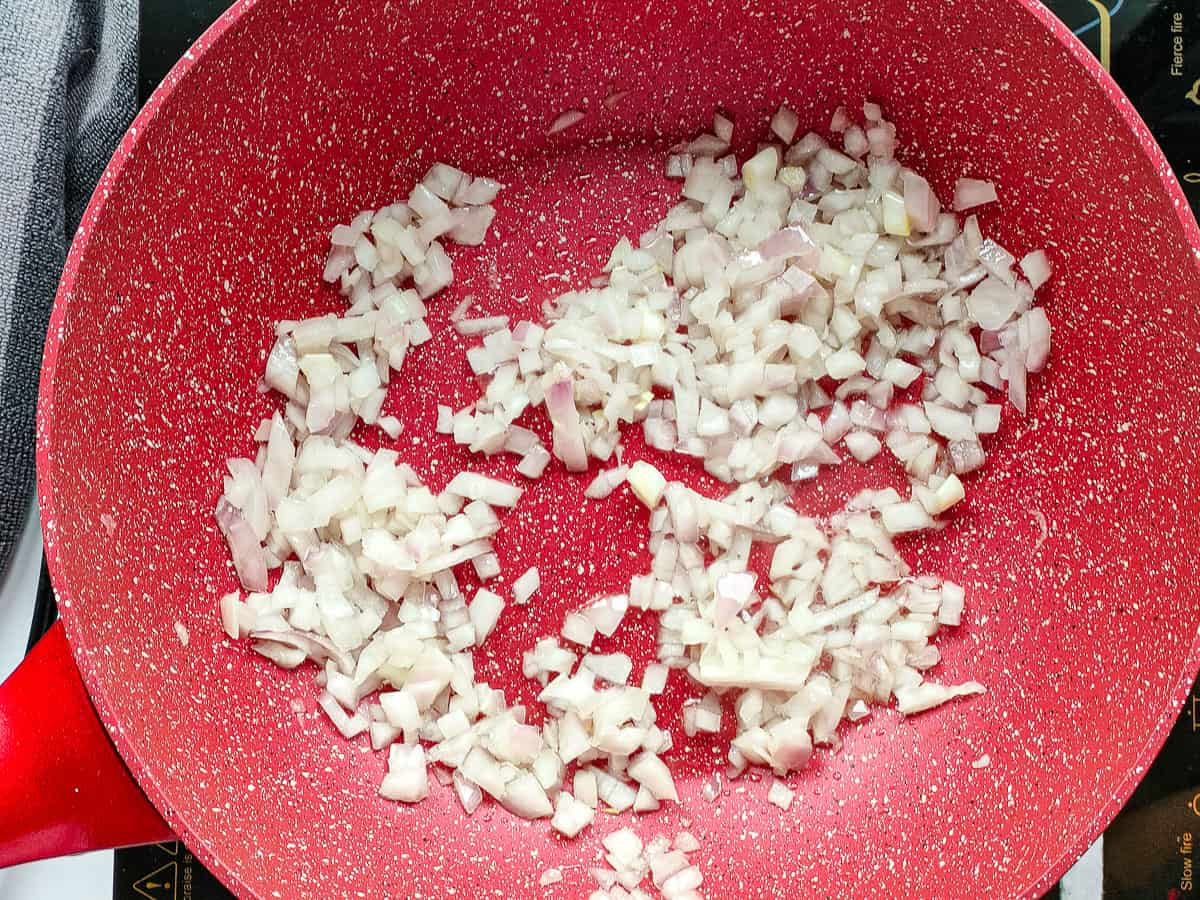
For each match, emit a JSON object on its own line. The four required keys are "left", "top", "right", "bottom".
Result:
{"left": 0, "top": 621, "right": 172, "bottom": 867}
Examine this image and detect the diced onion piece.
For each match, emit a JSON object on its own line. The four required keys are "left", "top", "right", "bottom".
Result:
{"left": 545, "top": 374, "right": 588, "bottom": 471}
{"left": 634, "top": 784, "right": 661, "bottom": 812}
{"left": 769, "top": 105, "right": 799, "bottom": 144}
{"left": 938, "top": 583, "right": 966, "bottom": 626}
{"left": 826, "top": 348, "right": 867, "bottom": 380}
{"left": 882, "top": 358, "right": 922, "bottom": 388}
{"left": 902, "top": 171, "right": 941, "bottom": 232}
{"left": 880, "top": 500, "right": 934, "bottom": 534}
{"left": 219, "top": 591, "right": 242, "bottom": 639}
{"left": 562, "top": 613, "right": 596, "bottom": 646}
{"left": 469, "top": 588, "right": 506, "bottom": 643}
{"left": 448, "top": 205, "right": 497, "bottom": 246}
{"left": 585, "top": 465, "right": 629, "bottom": 499}
{"left": 1020, "top": 249, "right": 1052, "bottom": 290}
{"left": 318, "top": 691, "right": 368, "bottom": 738}
{"left": 500, "top": 771, "right": 553, "bottom": 819}
{"left": 925, "top": 403, "right": 977, "bottom": 441}
{"left": 517, "top": 445, "right": 553, "bottom": 479}
{"left": 214, "top": 498, "right": 268, "bottom": 592}
{"left": 453, "top": 771, "right": 483, "bottom": 814}
{"left": 844, "top": 431, "right": 882, "bottom": 462}
{"left": 513, "top": 567, "right": 541, "bottom": 604}
{"left": 585, "top": 594, "right": 628, "bottom": 637}
{"left": 966, "top": 276, "right": 1020, "bottom": 330}
{"left": 881, "top": 190, "right": 910, "bottom": 236}
{"left": 458, "top": 177, "right": 504, "bottom": 206}
{"left": 953, "top": 177, "right": 998, "bottom": 211}
{"left": 551, "top": 791, "right": 595, "bottom": 837}
{"left": 444, "top": 472, "right": 523, "bottom": 507}
{"left": 582, "top": 652, "right": 633, "bottom": 684}
{"left": 380, "top": 744, "right": 429, "bottom": 803}
{"left": 767, "top": 779, "right": 794, "bottom": 810}
{"left": 627, "top": 461, "right": 668, "bottom": 509}
{"left": 628, "top": 751, "right": 679, "bottom": 802}
{"left": 548, "top": 109, "right": 586, "bottom": 135}
{"left": 379, "top": 691, "right": 421, "bottom": 732}
{"left": 422, "top": 163, "right": 465, "bottom": 201}
{"left": 743, "top": 147, "right": 780, "bottom": 192}
{"left": 930, "top": 473, "right": 965, "bottom": 513}
{"left": 650, "top": 850, "right": 690, "bottom": 887}
{"left": 455, "top": 315, "right": 510, "bottom": 336}
{"left": 661, "top": 864, "right": 704, "bottom": 896}
{"left": 895, "top": 681, "right": 986, "bottom": 714}
{"left": 642, "top": 663, "right": 669, "bottom": 694}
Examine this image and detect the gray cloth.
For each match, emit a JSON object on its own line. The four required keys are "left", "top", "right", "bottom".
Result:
{"left": 0, "top": 0, "right": 138, "bottom": 576}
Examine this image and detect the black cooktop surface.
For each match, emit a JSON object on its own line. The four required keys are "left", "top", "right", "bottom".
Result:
{"left": 105, "top": 1, "right": 1200, "bottom": 898}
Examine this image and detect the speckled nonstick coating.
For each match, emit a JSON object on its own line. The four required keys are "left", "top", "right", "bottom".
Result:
{"left": 36, "top": 0, "right": 1200, "bottom": 897}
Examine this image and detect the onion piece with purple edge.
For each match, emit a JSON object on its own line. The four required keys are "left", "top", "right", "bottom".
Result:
{"left": 250, "top": 629, "right": 355, "bottom": 675}
{"left": 952, "top": 177, "right": 998, "bottom": 211}
{"left": 548, "top": 109, "right": 586, "bottom": 135}
{"left": 758, "top": 225, "right": 820, "bottom": 268}
{"left": 214, "top": 497, "right": 268, "bottom": 592}
{"left": 545, "top": 372, "right": 588, "bottom": 471}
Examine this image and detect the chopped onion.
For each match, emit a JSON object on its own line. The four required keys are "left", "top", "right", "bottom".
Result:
{"left": 966, "top": 276, "right": 1020, "bottom": 331}
{"left": 769, "top": 105, "right": 799, "bottom": 144}
{"left": 1020, "top": 249, "right": 1052, "bottom": 290}
{"left": 513, "top": 567, "right": 541, "bottom": 605}
{"left": 548, "top": 109, "right": 586, "bottom": 135}
{"left": 455, "top": 315, "right": 510, "bottom": 337}
{"left": 219, "top": 591, "right": 242, "bottom": 639}
{"left": 214, "top": 498, "right": 267, "bottom": 592}
{"left": 469, "top": 588, "right": 505, "bottom": 643}
{"left": 545, "top": 374, "right": 588, "bottom": 471}
{"left": 585, "top": 465, "right": 629, "bottom": 499}
{"left": 627, "top": 461, "right": 667, "bottom": 508}
{"left": 445, "top": 472, "right": 523, "bottom": 507}
{"left": 767, "top": 779, "right": 794, "bottom": 810}
{"left": 550, "top": 792, "right": 595, "bottom": 837}
{"left": 895, "top": 681, "right": 986, "bottom": 714}
{"left": 380, "top": 744, "right": 429, "bottom": 803}
{"left": 318, "top": 691, "right": 368, "bottom": 738}
{"left": 628, "top": 751, "right": 679, "bottom": 802}
{"left": 952, "top": 178, "right": 998, "bottom": 211}
{"left": 453, "top": 771, "right": 483, "bottom": 814}
{"left": 902, "top": 172, "right": 941, "bottom": 232}
{"left": 216, "top": 105, "right": 1052, "bottom": 853}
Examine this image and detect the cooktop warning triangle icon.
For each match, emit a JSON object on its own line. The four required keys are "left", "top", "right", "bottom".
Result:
{"left": 132, "top": 861, "right": 178, "bottom": 900}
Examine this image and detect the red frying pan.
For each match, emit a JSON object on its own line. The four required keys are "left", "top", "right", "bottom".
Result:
{"left": 3, "top": 0, "right": 1199, "bottom": 896}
